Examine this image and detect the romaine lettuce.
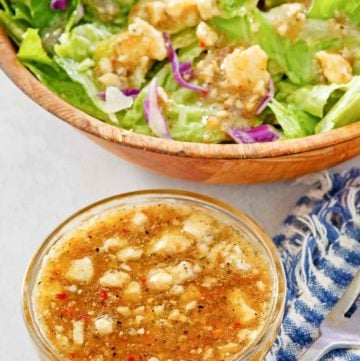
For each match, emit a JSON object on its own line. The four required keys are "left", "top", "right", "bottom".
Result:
{"left": 287, "top": 83, "right": 343, "bottom": 118}
{"left": 16, "top": 27, "right": 108, "bottom": 120}
{"left": 0, "top": 0, "right": 27, "bottom": 43}
{"left": 55, "top": 23, "right": 112, "bottom": 61}
{"left": 316, "top": 77, "right": 360, "bottom": 133}
{"left": 83, "top": 0, "right": 137, "bottom": 26}
{"left": 217, "top": 0, "right": 258, "bottom": 18}
{"left": 308, "top": 0, "right": 360, "bottom": 25}
{"left": 17, "top": 28, "right": 54, "bottom": 66}
{"left": 269, "top": 99, "right": 318, "bottom": 138}
{"left": 7, "top": 0, "right": 79, "bottom": 30}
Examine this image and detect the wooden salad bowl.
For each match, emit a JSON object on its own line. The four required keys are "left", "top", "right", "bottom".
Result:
{"left": 1, "top": 27, "right": 359, "bottom": 184}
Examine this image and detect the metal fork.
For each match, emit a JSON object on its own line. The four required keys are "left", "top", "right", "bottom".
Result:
{"left": 299, "top": 270, "right": 360, "bottom": 361}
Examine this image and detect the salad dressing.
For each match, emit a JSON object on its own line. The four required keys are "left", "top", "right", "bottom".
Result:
{"left": 34, "top": 201, "right": 273, "bottom": 361}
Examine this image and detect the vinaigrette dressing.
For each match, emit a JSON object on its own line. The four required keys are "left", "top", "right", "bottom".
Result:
{"left": 34, "top": 201, "right": 273, "bottom": 361}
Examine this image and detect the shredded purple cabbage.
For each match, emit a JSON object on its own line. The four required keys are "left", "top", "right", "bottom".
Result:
{"left": 228, "top": 124, "right": 279, "bottom": 144}
{"left": 97, "top": 92, "right": 106, "bottom": 100}
{"left": 122, "top": 88, "right": 141, "bottom": 98}
{"left": 144, "top": 78, "right": 171, "bottom": 139}
{"left": 179, "top": 61, "right": 195, "bottom": 81}
{"left": 256, "top": 80, "right": 275, "bottom": 115}
{"left": 97, "top": 88, "right": 140, "bottom": 100}
{"left": 164, "top": 33, "right": 206, "bottom": 93}
{"left": 50, "top": 0, "right": 67, "bottom": 10}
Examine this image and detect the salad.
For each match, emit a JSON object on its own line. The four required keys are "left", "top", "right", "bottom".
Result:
{"left": 1, "top": 0, "right": 360, "bottom": 144}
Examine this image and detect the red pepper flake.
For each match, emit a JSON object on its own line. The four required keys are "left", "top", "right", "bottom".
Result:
{"left": 211, "top": 329, "right": 222, "bottom": 339}
{"left": 79, "top": 313, "right": 91, "bottom": 320}
{"left": 100, "top": 288, "right": 108, "bottom": 302}
{"left": 233, "top": 322, "right": 242, "bottom": 329}
{"left": 199, "top": 41, "right": 206, "bottom": 48}
{"left": 140, "top": 278, "right": 147, "bottom": 285}
{"left": 56, "top": 292, "right": 68, "bottom": 300}
{"left": 127, "top": 357, "right": 136, "bottom": 361}
{"left": 63, "top": 306, "right": 76, "bottom": 317}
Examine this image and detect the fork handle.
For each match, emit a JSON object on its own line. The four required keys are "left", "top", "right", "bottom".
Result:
{"left": 298, "top": 336, "right": 335, "bottom": 361}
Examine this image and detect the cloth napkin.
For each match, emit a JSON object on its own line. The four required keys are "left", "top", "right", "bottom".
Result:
{"left": 266, "top": 168, "right": 360, "bottom": 361}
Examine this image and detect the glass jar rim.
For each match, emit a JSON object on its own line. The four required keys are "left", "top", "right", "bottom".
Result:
{"left": 22, "top": 189, "right": 286, "bottom": 361}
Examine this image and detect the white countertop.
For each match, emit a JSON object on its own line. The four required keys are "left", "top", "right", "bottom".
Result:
{"left": 0, "top": 69, "right": 358, "bottom": 360}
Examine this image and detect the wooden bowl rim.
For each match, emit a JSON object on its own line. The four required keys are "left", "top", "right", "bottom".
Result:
{"left": 1, "top": 27, "right": 359, "bottom": 160}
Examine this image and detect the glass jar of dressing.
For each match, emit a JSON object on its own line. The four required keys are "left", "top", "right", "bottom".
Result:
{"left": 23, "top": 190, "right": 286, "bottom": 361}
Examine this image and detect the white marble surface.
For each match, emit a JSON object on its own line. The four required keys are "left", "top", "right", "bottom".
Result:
{"left": 0, "top": 69, "right": 358, "bottom": 360}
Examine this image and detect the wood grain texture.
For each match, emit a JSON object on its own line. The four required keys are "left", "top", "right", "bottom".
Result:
{"left": 1, "top": 27, "right": 359, "bottom": 183}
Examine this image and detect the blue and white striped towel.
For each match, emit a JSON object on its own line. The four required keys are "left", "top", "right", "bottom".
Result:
{"left": 266, "top": 167, "right": 360, "bottom": 361}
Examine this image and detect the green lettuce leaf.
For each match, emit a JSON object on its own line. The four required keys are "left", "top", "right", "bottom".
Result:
{"left": 55, "top": 23, "right": 113, "bottom": 61}
{"left": 269, "top": 99, "right": 318, "bottom": 138}
{"left": 308, "top": 0, "right": 360, "bottom": 25}
{"left": 17, "top": 28, "right": 54, "bottom": 66}
{"left": 217, "top": 0, "right": 258, "bottom": 18}
{"left": 166, "top": 104, "right": 226, "bottom": 143}
{"left": 54, "top": 56, "right": 110, "bottom": 114}
{"left": 27, "top": 62, "right": 109, "bottom": 121}
{"left": 6, "top": 0, "right": 79, "bottom": 29}
{"left": 83, "top": 0, "right": 137, "bottom": 26}
{"left": 120, "top": 91, "right": 151, "bottom": 135}
{"left": 52, "top": 23, "right": 118, "bottom": 118}
{"left": 16, "top": 27, "right": 107, "bottom": 120}
{"left": 287, "top": 83, "right": 344, "bottom": 118}
{"left": 0, "top": 8, "right": 27, "bottom": 44}
{"left": 316, "top": 77, "right": 360, "bottom": 133}
{"left": 300, "top": 18, "right": 360, "bottom": 48}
